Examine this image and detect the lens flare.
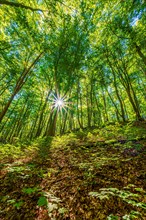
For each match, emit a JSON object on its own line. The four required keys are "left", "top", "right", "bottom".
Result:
{"left": 49, "top": 93, "right": 71, "bottom": 113}
{"left": 55, "top": 99, "right": 64, "bottom": 108}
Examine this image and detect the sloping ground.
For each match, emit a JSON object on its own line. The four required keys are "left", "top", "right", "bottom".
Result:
{"left": 0, "top": 122, "right": 146, "bottom": 219}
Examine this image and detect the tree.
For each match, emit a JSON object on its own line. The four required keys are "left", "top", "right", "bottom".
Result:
{"left": 0, "top": 0, "right": 145, "bottom": 140}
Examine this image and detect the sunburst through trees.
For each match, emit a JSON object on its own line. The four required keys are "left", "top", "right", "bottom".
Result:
{"left": 50, "top": 93, "right": 71, "bottom": 113}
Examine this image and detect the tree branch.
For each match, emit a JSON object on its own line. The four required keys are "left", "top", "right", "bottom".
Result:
{"left": 0, "top": 0, "right": 45, "bottom": 12}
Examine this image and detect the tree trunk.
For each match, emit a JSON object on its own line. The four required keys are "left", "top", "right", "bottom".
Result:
{"left": 47, "top": 110, "right": 58, "bottom": 136}
{"left": 0, "top": 52, "right": 43, "bottom": 123}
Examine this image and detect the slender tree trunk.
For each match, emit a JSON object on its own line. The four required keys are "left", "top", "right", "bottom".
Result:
{"left": 28, "top": 117, "right": 38, "bottom": 140}
{"left": 77, "top": 81, "right": 83, "bottom": 129}
{"left": 102, "top": 87, "right": 108, "bottom": 123}
{"left": 112, "top": 72, "right": 126, "bottom": 122}
{"left": 61, "top": 112, "right": 68, "bottom": 134}
{"left": 80, "top": 92, "right": 84, "bottom": 128}
{"left": 0, "top": 52, "right": 43, "bottom": 123}
{"left": 47, "top": 110, "right": 58, "bottom": 136}
{"left": 134, "top": 43, "right": 146, "bottom": 67}
{"left": 106, "top": 48, "right": 143, "bottom": 121}
{"left": 35, "top": 91, "right": 50, "bottom": 137}
{"left": 93, "top": 88, "right": 103, "bottom": 125}
{"left": 0, "top": 93, "right": 16, "bottom": 123}
{"left": 106, "top": 89, "right": 120, "bottom": 122}
{"left": 105, "top": 49, "right": 126, "bottom": 122}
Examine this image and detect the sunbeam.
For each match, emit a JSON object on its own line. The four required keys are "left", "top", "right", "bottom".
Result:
{"left": 49, "top": 93, "right": 71, "bottom": 112}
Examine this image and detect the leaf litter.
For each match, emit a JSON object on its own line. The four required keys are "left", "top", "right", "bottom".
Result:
{"left": 0, "top": 123, "right": 146, "bottom": 219}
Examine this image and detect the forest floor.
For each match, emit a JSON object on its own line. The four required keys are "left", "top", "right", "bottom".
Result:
{"left": 0, "top": 122, "right": 146, "bottom": 220}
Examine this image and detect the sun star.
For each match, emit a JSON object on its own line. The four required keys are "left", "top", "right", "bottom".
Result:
{"left": 49, "top": 93, "right": 71, "bottom": 113}
{"left": 55, "top": 98, "right": 64, "bottom": 108}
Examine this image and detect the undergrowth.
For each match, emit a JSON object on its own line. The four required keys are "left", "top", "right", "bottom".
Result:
{"left": 0, "top": 122, "right": 146, "bottom": 219}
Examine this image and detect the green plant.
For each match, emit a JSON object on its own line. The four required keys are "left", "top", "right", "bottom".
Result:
{"left": 107, "top": 214, "right": 119, "bottom": 220}
{"left": 13, "top": 201, "right": 24, "bottom": 209}
{"left": 7, "top": 199, "right": 24, "bottom": 209}
{"left": 37, "top": 196, "right": 48, "bottom": 207}
{"left": 89, "top": 186, "right": 146, "bottom": 216}
{"left": 122, "top": 210, "right": 142, "bottom": 219}
{"left": 58, "top": 207, "right": 68, "bottom": 214}
{"left": 22, "top": 187, "right": 39, "bottom": 194}
{"left": 107, "top": 211, "right": 142, "bottom": 220}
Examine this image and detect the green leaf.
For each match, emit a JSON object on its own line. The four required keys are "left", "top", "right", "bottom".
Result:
{"left": 107, "top": 214, "right": 119, "bottom": 220}
{"left": 37, "top": 196, "right": 48, "bottom": 207}
{"left": 13, "top": 201, "right": 24, "bottom": 209}
{"left": 7, "top": 199, "right": 16, "bottom": 204}
{"left": 22, "top": 187, "right": 39, "bottom": 194}
{"left": 135, "top": 187, "right": 144, "bottom": 192}
{"left": 58, "top": 207, "right": 68, "bottom": 214}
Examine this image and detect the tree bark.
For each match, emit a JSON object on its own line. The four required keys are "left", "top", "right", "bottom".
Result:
{"left": 0, "top": 0, "right": 44, "bottom": 11}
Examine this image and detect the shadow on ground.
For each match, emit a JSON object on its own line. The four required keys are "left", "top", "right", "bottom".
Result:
{"left": 0, "top": 135, "right": 146, "bottom": 219}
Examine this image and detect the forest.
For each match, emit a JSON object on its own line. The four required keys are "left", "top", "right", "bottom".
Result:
{"left": 0, "top": 0, "right": 146, "bottom": 219}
